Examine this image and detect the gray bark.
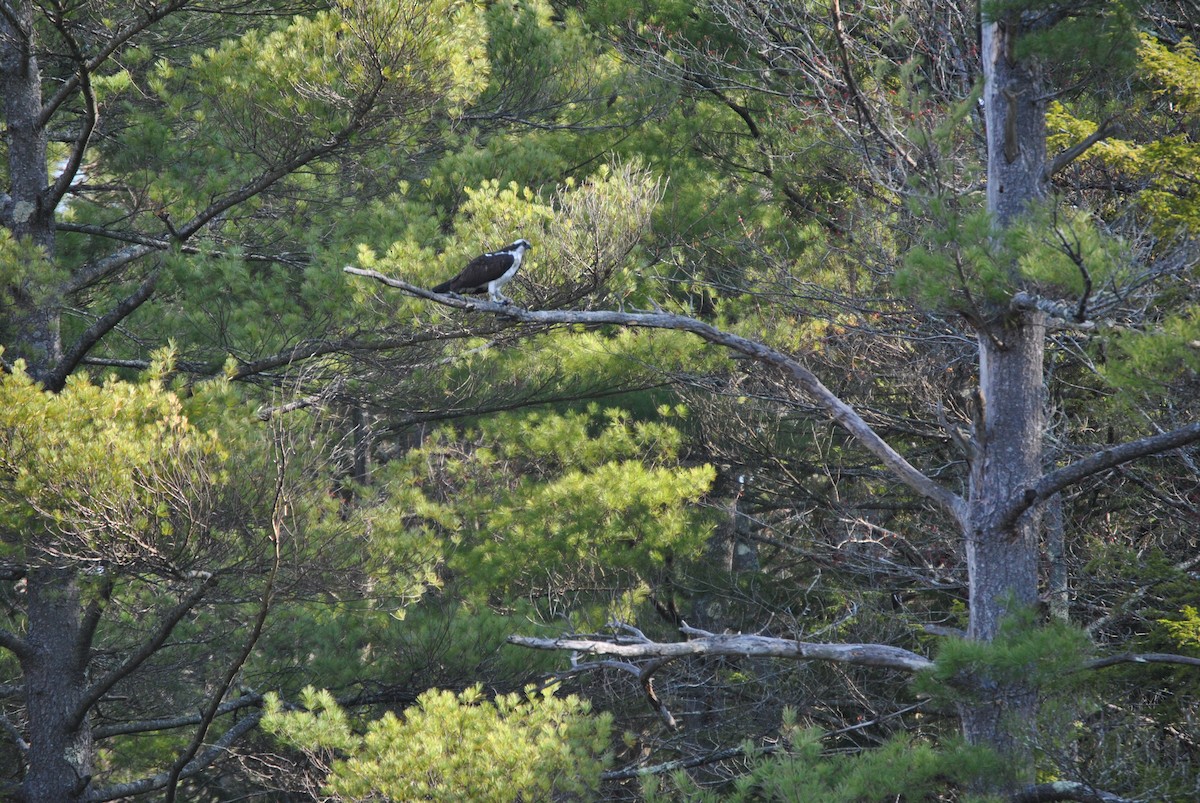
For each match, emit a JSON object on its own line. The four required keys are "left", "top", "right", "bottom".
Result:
{"left": 1, "top": 0, "right": 61, "bottom": 381}
{"left": 956, "top": 8, "right": 1051, "bottom": 791}
{"left": 23, "top": 567, "right": 93, "bottom": 801}
{"left": 3, "top": 4, "right": 89, "bottom": 799}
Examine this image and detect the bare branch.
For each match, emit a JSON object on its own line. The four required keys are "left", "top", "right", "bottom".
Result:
{"left": 602, "top": 742, "right": 777, "bottom": 781}
{"left": 1043, "top": 119, "right": 1121, "bottom": 181}
{"left": 71, "top": 574, "right": 218, "bottom": 731}
{"left": 82, "top": 710, "right": 263, "bottom": 802}
{"left": 162, "top": 432, "right": 286, "bottom": 802}
{"left": 1013, "top": 780, "right": 1135, "bottom": 803}
{"left": 998, "top": 421, "right": 1200, "bottom": 531}
{"left": 47, "top": 270, "right": 161, "bottom": 391}
{"left": 0, "top": 628, "right": 33, "bottom": 662}
{"left": 507, "top": 631, "right": 934, "bottom": 673}
{"left": 831, "top": 0, "right": 918, "bottom": 171}
{"left": 94, "top": 693, "right": 263, "bottom": 740}
{"left": 1082, "top": 652, "right": 1200, "bottom": 671}
{"left": 343, "top": 267, "right": 970, "bottom": 529}
{"left": 75, "top": 575, "right": 115, "bottom": 672}
{"left": 0, "top": 709, "right": 28, "bottom": 756}
{"left": 55, "top": 222, "right": 305, "bottom": 266}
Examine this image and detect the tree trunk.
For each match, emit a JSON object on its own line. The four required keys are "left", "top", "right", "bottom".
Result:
{"left": 5, "top": 5, "right": 88, "bottom": 798}
{"left": 961, "top": 321, "right": 1045, "bottom": 790}
{"left": 23, "top": 567, "right": 93, "bottom": 802}
{"left": 960, "top": 8, "right": 1052, "bottom": 791}
{"left": 1, "top": 0, "right": 61, "bottom": 382}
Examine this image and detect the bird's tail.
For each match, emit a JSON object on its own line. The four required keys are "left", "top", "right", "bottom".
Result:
{"left": 431, "top": 280, "right": 453, "bottom": 293}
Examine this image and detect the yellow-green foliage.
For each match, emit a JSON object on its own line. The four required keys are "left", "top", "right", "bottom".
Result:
{"left": 367, "top": 161, "right": 663, "bottom": 316}
{"left": 386, "top": 406, "right": 715, "bottom": 600}
{"left": 1046, "top": 34, "right": 1200, "bottom": 236}
{"left": 135, "top": 0, "right": 488, "bottom": 219}
{"left": 1102, "top": 307, "right": 1200, "bottom": 390}
{"left": 264, "top": 684, "right": 612, "bottom": 801}
{"left": 1159, "top": 606, "right": 1200, "bottom": 652}
{"left": 0, "top": 356, "right": 225, "bottom": 565}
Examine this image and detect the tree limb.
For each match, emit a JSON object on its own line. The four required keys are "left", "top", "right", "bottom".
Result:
{"left": 1013, "top": 780, "right": 1135, "bottom": 803}
{"left": 47, "top": 270, "right": 161, "bottom": 391}
{"left": 55, "top": 222, "right": 304, "bottom": 266}
{"left": 93, "top": 693, "right": 264, "bottom": 739}
{"left": 74, "top": 575, "right": 115, "bottom": 673}
{"left": 997, "top": 421, "right": 1200, "bottom": 531}
{"left": 43, "top": 2, "right": 99, "bottom": 212}
{"left": 602, "top": 742, "right": 777, "bottom": 781}
{"left": 71, "top": 574, "right": 218, "bottom": 731}
{"left": 38, "top": 0, "right": 189, "bottom": 126}
{"left": 343, "top": 267, "right": 970, "bottom": 530}
{"left": 507, "top": 630, "right": 934, "bottom": 673}
{"left": 64, "top": 66, "right": 389, "bottom": 297}
{"left": 1082, "top": 652, "right": 1200, "bottom": 671}
{"left": 1043, "top": 119, "right": 1120, "bottom": 181}
{"left": 830, "top": 0, "right": 919, "bottom": 171}
{"left": 0, "top": 628, "right": 33, "bottom": 662}
{"left": 82, "top": 710, "right": 263, "bottom": 802}
{"left": 163, "top": 429, "right": 286, "bottom": 802}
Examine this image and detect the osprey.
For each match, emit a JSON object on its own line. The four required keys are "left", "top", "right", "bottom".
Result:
{"left": 431, "top": 239, "right": 532, "bottom": 304}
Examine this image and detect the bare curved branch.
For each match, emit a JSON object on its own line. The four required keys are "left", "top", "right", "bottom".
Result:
{"left": 93, "top": 693, "right": 264, "bottom": 740}
{"left": 343, "top": 267, "right": 971, "bottom": 529}
{"left": 82, "top": 710, "right": 263, "bottom": 803}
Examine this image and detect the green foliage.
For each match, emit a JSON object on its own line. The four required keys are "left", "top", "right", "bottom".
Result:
{"left": 1047, "top": 34, "right": 1200, "bottom": 236}
{"left": 645, "top": 714, "right": 997, "bottom": 802}
{"left": 917, "top": 610, "right": 1093, "bottom": 706}
{"left": 1102, "top": 310, "right": 1200, "bottom": 390}
{"left": 382, "top": 405, "right": 715, "bottom": 605}
{"left": 264, "top": 684, "right": 612, "bottom": 801}
{"left": 0, "top": 229, "right": 64, "bottom": 310}
{"left": 987, "top": 0, "right": 1140, "bottom": 76}
{"left": 1158, "top": 606, "right": 1200, "bottom": 653}
{"left": 897, "top": 202, "right": 1012, "bottom": 313}
{"left": 0, "top": 354, "right": 225, "bottom": 565}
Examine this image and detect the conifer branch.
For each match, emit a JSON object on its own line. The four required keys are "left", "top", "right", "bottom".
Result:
{"left": 43, "top": 2, "right": 99, "bottom": 213}
{"left": 38, "top": 0, "right": 189, "bottom": 126}
{"left": 71, "top": 573, "right": 218, "bottom": 732}
{"left": 1043, "top": 119, "right": 1120, "bottom": 181}
{"left": 47, "top": 269, "right": 161, "bottom": 392}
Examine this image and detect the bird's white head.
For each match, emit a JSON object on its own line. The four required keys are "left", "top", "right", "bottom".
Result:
{"left": 509, "top": 239, "right": 532, "bottom": 253}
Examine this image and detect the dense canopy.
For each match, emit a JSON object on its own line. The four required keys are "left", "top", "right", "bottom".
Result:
{"left": 1, "top": 0, "right": 1198, "bottom": 800}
